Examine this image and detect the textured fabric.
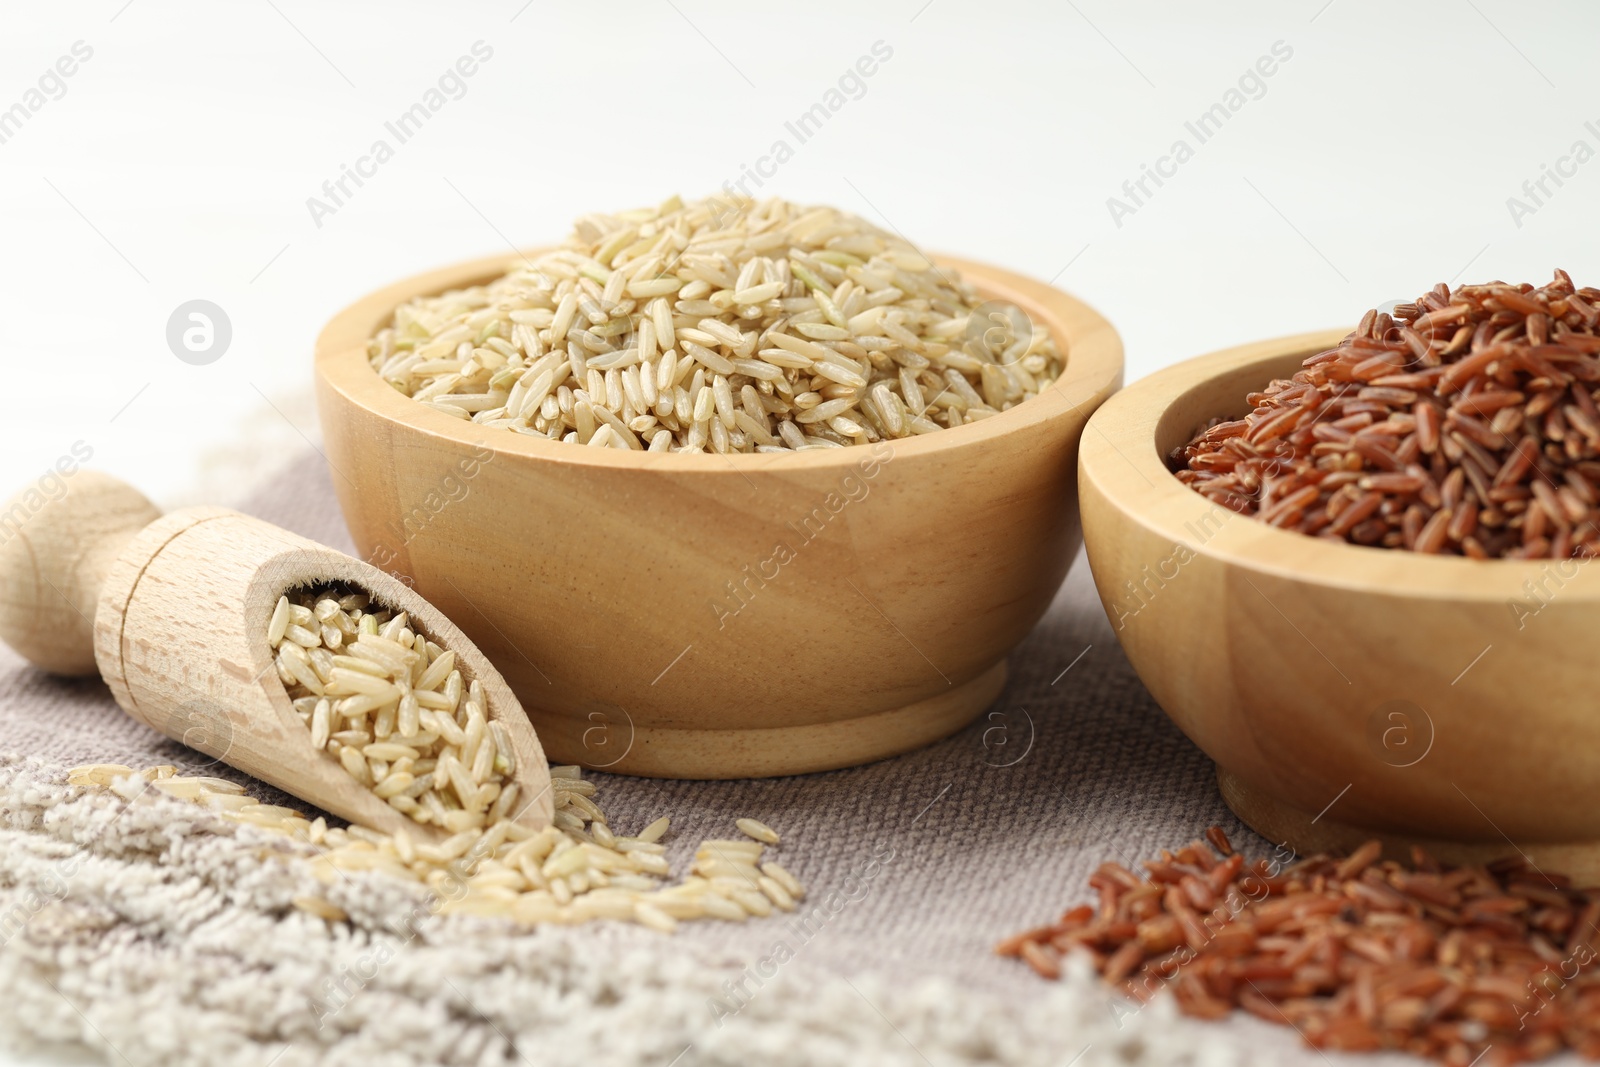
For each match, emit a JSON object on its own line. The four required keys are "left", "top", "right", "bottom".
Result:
{"left": 0, "top": 450, "right": 1364, "bottom": 1065}
{"left": 0, "top": 754, "right": 1365, "bottom": 1067}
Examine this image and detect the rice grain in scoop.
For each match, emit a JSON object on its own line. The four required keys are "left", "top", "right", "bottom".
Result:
{"left": 252, "top": 582, "right": 805, "bottom": 931}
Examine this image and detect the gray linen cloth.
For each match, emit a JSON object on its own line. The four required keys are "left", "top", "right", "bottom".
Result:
{"left": 0, "top": 451, "right": 1412, "bottom": 1067}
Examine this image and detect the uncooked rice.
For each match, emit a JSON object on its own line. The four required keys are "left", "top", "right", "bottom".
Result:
{"left": 252, "top": 581, "right": 804, "bottom": 931}
{"left": 1001, "top": 828, "right": 1600, "bottom": 1065}
{"left": 68, "top": 758, "right": 803, "bottom": 933}
{"left": 268, "top": 584, "right": 519, "bottom": 834}
{"left": 369, "top": 194, "right": 1065, "bottom": 452}
{"left": 1173, "top": 271, "right": 1600, "bottom": 559}
{"left": 736, "top": 817, "right": 780, "bottom": 845}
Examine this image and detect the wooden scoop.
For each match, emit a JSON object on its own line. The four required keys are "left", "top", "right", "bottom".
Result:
{"left": 0, "top": 471, "right": 553, "bottom": 839}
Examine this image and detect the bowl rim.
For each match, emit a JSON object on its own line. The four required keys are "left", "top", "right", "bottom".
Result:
{"left": 1079, "top": 328, "right": 1598, "bottom": 602}
{"left": 314, "top": 249, "right": 1124, "bottom": 473}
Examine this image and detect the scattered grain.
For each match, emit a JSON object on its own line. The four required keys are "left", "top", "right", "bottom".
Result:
{"left": 1001, "top": 829, "right": 1600, "bottom": 1064}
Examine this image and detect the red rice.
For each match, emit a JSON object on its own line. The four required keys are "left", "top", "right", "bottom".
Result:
{"left": 1173, "top": 271, "right": 1600, "bottom": 559}
{"left": 999, "top": 829, "right": 1600, "bottom": 1065}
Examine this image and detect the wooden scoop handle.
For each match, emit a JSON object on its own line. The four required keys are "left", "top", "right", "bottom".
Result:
{"left": 0, "top": 471, "right": 162, "bottom": 675}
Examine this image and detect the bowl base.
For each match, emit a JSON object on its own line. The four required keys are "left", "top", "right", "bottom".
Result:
{"left": 533, "top": 662, "right": 1006, "bottom": 779}
{"left": 1218, "top": 768, "right": 1600, "bottom": 885}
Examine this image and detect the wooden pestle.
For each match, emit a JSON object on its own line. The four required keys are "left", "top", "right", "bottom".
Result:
{"left": 0, "top": 472, "right": 553, "bottom": 838}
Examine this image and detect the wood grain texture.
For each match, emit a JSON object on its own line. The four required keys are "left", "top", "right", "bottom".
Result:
{"left": 1218, "top": 769, "right": 1600, "bottom": 885}
{"left": 0, "top": 471, "right": 161, "bottom": 676}
{"left": 1079, "top": 330, "right": 1600, "bottom": 874}
{"left": 92, "top": 507, "right": 552, "bottom": 839}
{"left": 315, "top": 252, "right": 1124, "bottom": 778}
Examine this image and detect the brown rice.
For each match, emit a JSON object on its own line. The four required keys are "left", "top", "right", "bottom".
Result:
{"left": 229, "top": 579, "right": 807, "bottom": 931}
{"left": 368, "top": 194, "right": 1064, "bottom": 452}
{"left": 268, "top": 583, "right": 518, "bottom": 834}
{"left": 68, "top": 759, "right": 805, "bottom": 934}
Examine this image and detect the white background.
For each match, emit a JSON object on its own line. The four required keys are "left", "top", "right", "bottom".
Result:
{"left": 0, "top": 1, "right": 1596, "bottom": 1061}
{"left": 3, "top": 1, "right": 1598, "bottom": 508}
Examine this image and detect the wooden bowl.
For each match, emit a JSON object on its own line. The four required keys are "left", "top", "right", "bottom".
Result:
{"left": 314, "top": 252, "right": 1122, "bottom": 778}
{"left": 1080, "top": 329, "right": 1600, "bottom": 880}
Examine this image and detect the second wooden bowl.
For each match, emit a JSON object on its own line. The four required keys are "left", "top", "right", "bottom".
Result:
{"left": 1080, "top": 330, "right": 1600, "bottom": 881}
{"left": 315, "top": 252, "right": 1122, "bottom": 778}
